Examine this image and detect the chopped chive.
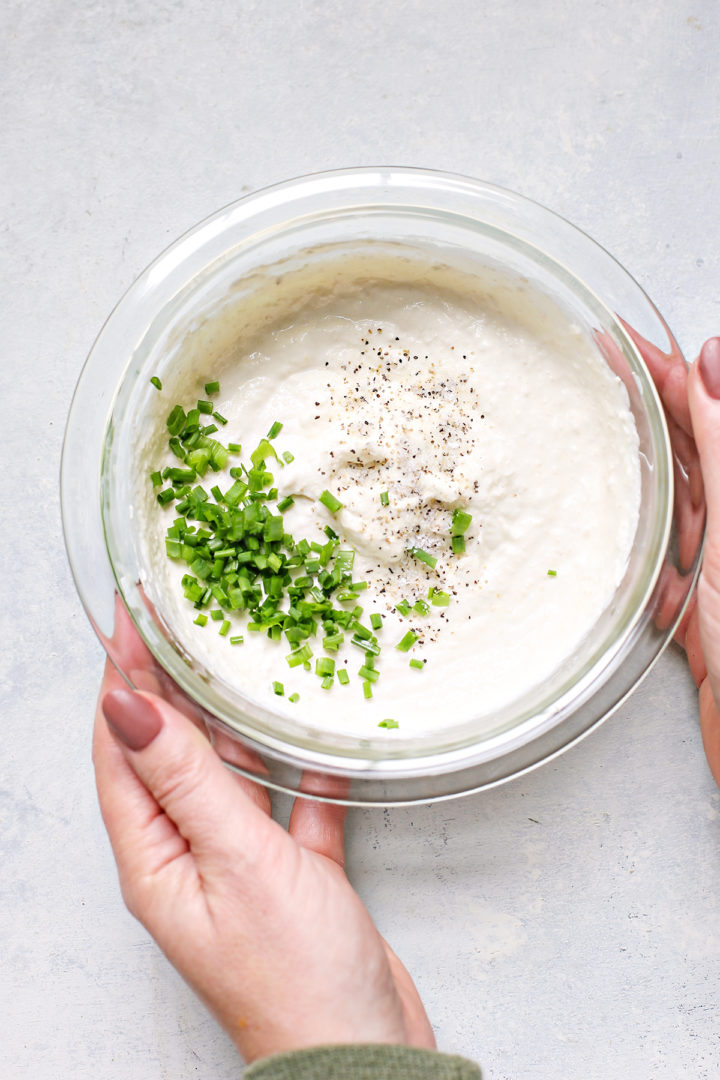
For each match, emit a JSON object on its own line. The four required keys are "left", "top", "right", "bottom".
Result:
{"left": 150, "top": 470, "right": 162, "bottom": 487}
{"left": 166, "top": 405, "right": 186, "bottom": 435}
{"left": 451, "top": 535, "right": 466, "bottom": 556}
{"left": 316, "top": 657, "right": 336, "bottom": 678}
{"left": 380, "top": 491, "right": 389, "bottom": 506}
{"left": 282, "top": 450, "right": 295, "bottom": 464}
{"left": 547, "top": 569, "right": 557, "bottom": 576}
{"left": 267, "top": 420, "right": 283, "bottom": 439}
{"left": 413, "top": 599, "right": 429, "bottom": 615}
{"left": 409, "top": 658, "right": 424, "bottom": 670}
{"left": 157, "top": 487, "right": 175, "bottom": 506}
{"left": 431, "top": 590, "right": 451, "bottom": 607}
{"left": 212, "top": 411, "right": 228, "bottom": 425}
{"left": 204, "top": 380, "right": 220, "bottom": 395}
{"left": 287, "top": 644, "right": 313, "bottom": 668}
{"left": 288, "top": 692, "right": 300, "bottom": 703}
{"left": 395, "top": 600, "right": 411, "bottom": 616}
{"left": 193, "top": 613, "right": 208, "bottom": 627}
{"left": 318, "top": 489, "right": 343, "bottom": 514}
{"left": 210, "top": 608, "right": 224, "bottom": 621}
{"left": 337, "top": 668, "right": 350, "bottom": 685}
{"left": 396, "top": 631, "right": 418, "bottom": 652}
{"left": 229, "top": 635, "right": 244, "bottom": 645}
{"left": 277, "top": 495, "right": 295, "bottom": 513}
{"left": 451, "top": 508, "right": 472, "bottom": 536}
{"left": 227, "top": 442, "right": 241, "bottom": 453}
{"left": 219, "top": 620, "right": 230, "bottom": 637}
{"left": 320, "top": 675, "right": 334, "bottom": 690}
{"left": 362, "top": 680, "right": 373, "bottom": 700}
{"left": 150, "top": 375, "right": 162, "bottom": 391}
{"left": 358, "top": 665, "right": 379, "bottom": 683}
{"left": 410, "top": 547, "right": 437, "bottom": 569}
{"left": 378, "top": 718, "right": 398, "bottom": 729}
{"left": 272, "top": 681, "right": 284, "bottom": 696}
{"left": 370, "top": 613, "right": 383, "bottom": 630}
{"left": 197, "top": 399, "right": 214, "bottom": 414}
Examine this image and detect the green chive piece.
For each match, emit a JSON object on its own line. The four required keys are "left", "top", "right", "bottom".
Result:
{"left": 229, "top": 635, "right": 244, "bottom": 645}
{"left": 451, "top": 535, "right": 466, "bottom": 556}
{"left": 380, "top": 491, "right": 389, "bottom": 506}
{"left": 413, "top": 599, "right": 429, "bottom": 615}
{"left": 316, "top": 657, "right": 335, "bottom": 678}
{"left": 282, "top": 450, "right": 294, "bottom": 464}
{"left": 157, "top": 487, "right": 175, "bottom": 506}
{"left": 150, "top": 470, "right": 162, "bottom": 487}
{"left": 320, "top": 675, "right": 334, "bottom": 690}
{"left": 319, "top": 489, "right": 343, "bottom": 514}
{"left": 395, "top": 600, "right": 411, "bottom": 617}
{"left": 358, "top": 665, "right": 379, "bottom": 683}
{"left": 267, "top": 420, "right": 283, "bottom": 439}
{"left": 396, "top": 631, "right": 418, "bottom": 652}
{"left": 410, "top": 547, "right": 437, "bottom": 570}
{"left": 378, "top": 718, "right": 398, "bottom": 729}
{"left": 219, "top": 620, "right": 230, "bottom": 637}
{"left": 431, "top": 591, "right": 451, "bottom": 607}
{"left": 362, "top": 680, "right": 373, "bottom": 700}
{"left": 451, "top": 508, "right": 472, "bottom": 536}
{"left": 277, "top": 495, "right": 295, "bottom": 513}
{"left": 288, "top": 692, "right": 300, "bottom": 703}
{"left": 210, "top": 608, "right": 224, "bottom": 621}
{"left": 227, "top": 442, "right": 241, "bottom": 453}
{"left": 272, "top": 681, "right": 284, "bottom": 696}
{"left": 547, "top": 569, "right": 557, "bottom": 576}
{"left": 204, "top": 380, "right": 220, "bottom": 395}
{"left": 197, "top": 399, "right": 214, "bottom": 414}
{"left": 409, "top": 658, "right": 424, "bottom": 670}
{"left": 370, "top": 613, "right": 383, "bottom": 630}
{"left": 337, "top": 668, "right": 350, "bottom": 685}
{"left": 193, "top": 613, "right": 208, "bottom": 627}
{"left": 166, "top": 405, "right": 186, "bottom": 436}
{"left": 212, "top": 411, "right": 228, "bottom": 425}
{"left": 150, "top": 375, "right": 162, "bottom": 391}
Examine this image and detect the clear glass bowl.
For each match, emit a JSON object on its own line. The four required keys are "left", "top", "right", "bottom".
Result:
{"left": 61, "top": 167, "right": 704, "bottom": 805}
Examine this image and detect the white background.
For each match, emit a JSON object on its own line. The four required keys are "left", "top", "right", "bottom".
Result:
{"left": 3, "top": 2, "right": 719, "bottom": 1077}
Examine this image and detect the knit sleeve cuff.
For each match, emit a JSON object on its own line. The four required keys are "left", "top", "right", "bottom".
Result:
{"left": 245, "top": 1043, "right": 482, "bottom": 1080}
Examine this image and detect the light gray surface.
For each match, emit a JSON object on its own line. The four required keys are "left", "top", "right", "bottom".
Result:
{"left": 2, "top": 2, "right": 719, "bottom": 1077}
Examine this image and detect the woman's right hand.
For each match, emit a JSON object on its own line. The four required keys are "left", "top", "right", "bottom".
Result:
{"left": 687, "top": 338, "right": 720, "bottom": 785}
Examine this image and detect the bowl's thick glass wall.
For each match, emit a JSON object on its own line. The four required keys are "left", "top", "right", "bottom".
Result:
{"left": 62, "top": 168, "right": 704, "bottom": 804}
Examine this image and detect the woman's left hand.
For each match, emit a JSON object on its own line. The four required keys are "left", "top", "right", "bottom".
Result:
{"left": 93, "top": 620, "right": 435, "bottom": 1064}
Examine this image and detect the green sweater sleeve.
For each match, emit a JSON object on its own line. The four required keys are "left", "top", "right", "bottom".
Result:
{"left": 245, "top": 1044, "right": 482, "bottom": 1079}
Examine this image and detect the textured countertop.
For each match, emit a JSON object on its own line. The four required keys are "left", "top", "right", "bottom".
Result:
{"left": 3, "top": 2, "right": 719, "bottom": 1077}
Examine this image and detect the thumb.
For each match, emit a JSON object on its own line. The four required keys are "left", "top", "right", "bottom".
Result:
{"left": 688, "top": 338, "right": 720, "bottom": 700}
{"left": 101, "top": 687, "right": 272, "bottom": 866}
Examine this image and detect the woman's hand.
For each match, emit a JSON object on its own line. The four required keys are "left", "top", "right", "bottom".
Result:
{"left": 687, "top": 338, "right": 720, "bottom": 785}
{"left": 93, "top": 619, "right": 435, "bottom": 1063}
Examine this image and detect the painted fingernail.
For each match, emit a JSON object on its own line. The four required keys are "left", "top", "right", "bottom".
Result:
{"left": 102, "top": 689, "right": 163, "bottom": 751}
{"left": 698, "top": 337, "right": 720, "bottom": 399}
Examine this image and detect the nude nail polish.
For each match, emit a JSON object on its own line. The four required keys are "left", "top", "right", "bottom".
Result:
{"left": 698, "top": 337, "right": 720, "bottom": 400}
{"left": 102, "top": 689, "right": 163, "bottom": 750}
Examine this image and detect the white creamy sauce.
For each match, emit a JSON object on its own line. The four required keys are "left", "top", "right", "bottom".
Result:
{"left": 135, "top": 256, "right": 641, "bottom": 736}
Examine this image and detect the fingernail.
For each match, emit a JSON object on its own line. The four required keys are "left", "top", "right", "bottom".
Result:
{"left": 102, "top": 689, "right": 163, "bottom": 750}
{"left": 698, "top": 337, "right": 720, "bottom": 399}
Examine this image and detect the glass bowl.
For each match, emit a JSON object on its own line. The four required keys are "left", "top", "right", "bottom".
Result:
{"left": 61, "top": 167, "right": 704, "bottom": 805}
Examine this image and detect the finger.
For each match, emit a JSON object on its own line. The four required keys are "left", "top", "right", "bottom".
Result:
{"left": 100, "top": 686, "right": 276, "bottom": 873}
{"left": 208, "top": 726, "right": 273, "bottom": 815}
{"left": 288, "top": 797, "right": 348, "bottom": 867}
{"left": 688, "top": 339, "right": 720, "bottom": 696}
{"left": 699, "top": 677, "right": 720, "bottom": 789}
{"left": 623, "top": 322, "right": 693, "bottom": 436}
{"left": 93, "top": 659, "right": 191, "bottom": 886}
